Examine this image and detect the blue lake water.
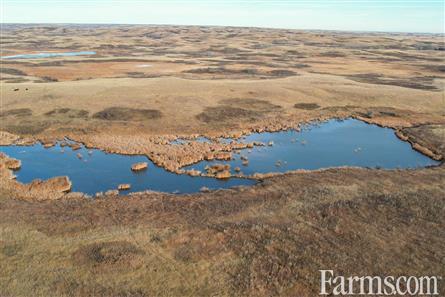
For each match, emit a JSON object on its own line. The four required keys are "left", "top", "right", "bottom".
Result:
{"left": 2, "top": 51, "right": 96, "bottom": 59}
{"left": 0, "top": 143, "right": 255, "bottom": 195}
{"left": 0, "top": 119, "right": 439, "bottom": 195}
{"left": 184, "top": 119, "right": 439, "bottom": 175}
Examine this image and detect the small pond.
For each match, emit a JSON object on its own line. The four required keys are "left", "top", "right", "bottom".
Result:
{"left": 2, "top": 51, "right": 96, "bottom": 59}
{"left": 0, "top": 119, "right": 439, "bottom": 195}
{"left": 184, "top": 119, "right": 439, "bottom": 175}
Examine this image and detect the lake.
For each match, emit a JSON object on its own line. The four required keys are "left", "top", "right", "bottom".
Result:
{"left": 184, "top": 119, "right": 439, "bottom": 175}
{"left": 0, "top": 119, "right": 438, "bottom": 195}
{"left": 0, "top": 143, "right": 255, "bottom": 195}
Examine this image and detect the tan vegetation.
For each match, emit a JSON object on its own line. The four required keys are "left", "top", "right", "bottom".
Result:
{"left": 118, "top": 184, "right": 131, "bottom": 191}
{"left": 0, "top": 24, "right": 444, "bottom": 297}
{"left": 1, "top": 25, "right": 443, "bottom": 143}
{"left": 131, "top": 162, "right": 148, "bottom": 171}
{"left": 2, "top": 155, "right": 21, "bottom": 170}
{"left": 0, "top": 165, "right": 444, "bottom": 296}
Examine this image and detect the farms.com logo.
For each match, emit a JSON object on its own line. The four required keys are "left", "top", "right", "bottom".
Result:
{"left": 320, "top": 270, "right": 442, "bottom": 296}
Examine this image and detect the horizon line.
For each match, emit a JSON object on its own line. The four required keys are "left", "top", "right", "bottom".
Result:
{"left": 1, "top": 22, "right": 443, "bottom": 35}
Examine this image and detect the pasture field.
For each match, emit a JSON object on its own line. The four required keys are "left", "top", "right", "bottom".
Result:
{"left": 0, "top": 24, "right": 444, "bottom": 296}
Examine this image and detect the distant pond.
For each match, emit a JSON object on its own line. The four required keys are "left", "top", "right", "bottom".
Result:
{"left": 2, "top": 51, "right": 96, "bottom": 59}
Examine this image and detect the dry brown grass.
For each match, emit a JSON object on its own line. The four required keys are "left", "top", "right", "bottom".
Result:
{"left": 0, "top": 166, "right": 444, "bottom": 296}
{"left": 92, "top": 107, "right": 162, "bottom": 121}
{"left": 293, "top": 102, "right": 320, "bottom": 110}
{"left": 1, "top": 24, "right": 444, "bottom": 297}
{"left": 1, "top": 24, "right": 444, "bottom": 139}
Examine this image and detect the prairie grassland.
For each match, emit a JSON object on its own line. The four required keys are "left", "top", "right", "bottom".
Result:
{"left": 1, "top": 166, "right": 444, "bottom": 296}
{"left": 1, "top": 25, "right": 444, "bottom": 139}
{"left": 1, "top": 24, "right": 444, "bottom": 297}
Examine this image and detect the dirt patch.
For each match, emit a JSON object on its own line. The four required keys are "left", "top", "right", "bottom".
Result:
{"left": 44, "top": 108, "right": 89, "bottom": 118}
{"left": 0, "top": 108, "right": 33, "bottom": 117}
{"left": 294, "top": 103, "right": 320, "bottom": 110}
{"left": 196, "top": 106, "right": 260, "bottom": 123}
{"left": 92, "top": 107, "right": 162, "bottom": 121}
{"left": 72, "top": 241, "right": 145, "bottom": 267}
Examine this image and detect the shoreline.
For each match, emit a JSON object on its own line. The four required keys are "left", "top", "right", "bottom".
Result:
{"left": 1, "top": 114, "right": 443, "bottom": 201}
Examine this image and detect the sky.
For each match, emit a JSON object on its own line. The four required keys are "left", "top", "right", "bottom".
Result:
{"left": 1, "top": 0, "right": 444, "bottom": 33}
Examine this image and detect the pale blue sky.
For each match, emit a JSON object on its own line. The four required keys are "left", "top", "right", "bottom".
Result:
{"left": 1, "top": 0, "right": 444, "bottom": 33}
